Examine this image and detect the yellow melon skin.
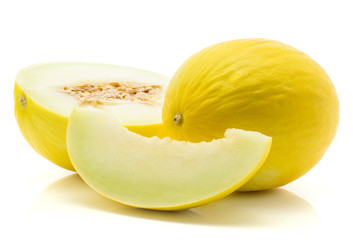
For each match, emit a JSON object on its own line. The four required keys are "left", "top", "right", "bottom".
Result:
{"left": 15, "top": 83, "right": 73, "bottom": 170}
{"left": 162, "top": 39, "right": 339, "bottom": 191}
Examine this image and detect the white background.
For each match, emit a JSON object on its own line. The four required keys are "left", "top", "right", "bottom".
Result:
{"left": 1, "top": 0, "right": 352, "bottom": 239}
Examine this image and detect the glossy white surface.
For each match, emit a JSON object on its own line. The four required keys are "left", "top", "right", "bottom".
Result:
{"left": 1, "top": 0, "right": 352, "bottom": 239}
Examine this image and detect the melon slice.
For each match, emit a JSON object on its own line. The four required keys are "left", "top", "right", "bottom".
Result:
{"left": 14, "top": 62, "right": 169, "bottom": 170}
{"left": 67, "top": 107, "right": 272, "bottom": 210}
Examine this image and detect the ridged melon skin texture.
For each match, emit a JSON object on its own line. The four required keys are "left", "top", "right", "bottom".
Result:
{"left": 67, "top": 108, "right": 272, "bottom": 210}
{"left": 15, "top": 83, "right": 73, "bottom": 170}
{"left": 162, "top": 38, "right": 339, "bottom": 191}
{"left": 14, "top": 63, "right": 168, "bottom": 171}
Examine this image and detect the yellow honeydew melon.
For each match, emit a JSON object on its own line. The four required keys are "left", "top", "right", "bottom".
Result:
{"left": 67, "top": 107, "right": 272, "bottom": 210}
{"left": 162, "top": 38, "right": 339, "bottom": 191}
{"left": 14, "top": 62, "right": 169, "bottom": 171}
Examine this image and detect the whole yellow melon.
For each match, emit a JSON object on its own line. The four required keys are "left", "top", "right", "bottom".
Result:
{"left": 162, "top": 39, "right": 339, "bottom": 191}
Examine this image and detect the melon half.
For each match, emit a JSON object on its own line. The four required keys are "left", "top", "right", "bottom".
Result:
{"left": 67, "top": 107, "right": 272, "bottom": 210}
{"left": 14, "top": 62, "right": 169, "bottom": 170}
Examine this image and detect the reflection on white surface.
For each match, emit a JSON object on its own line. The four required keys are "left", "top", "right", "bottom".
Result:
{"left": 30, "top": 174, "right": 320, "bottom": 228}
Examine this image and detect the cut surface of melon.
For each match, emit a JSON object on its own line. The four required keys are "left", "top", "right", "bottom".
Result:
{"left": 14, "top": 62, "right": 169, "bottom": 170}
{"left": 16, "top": 62, "right": 169, "bottom": 123}
{"left": 67, "top": 107, "right": 272, "bottom": 210}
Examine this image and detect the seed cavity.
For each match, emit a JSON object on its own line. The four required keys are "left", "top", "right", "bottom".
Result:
{"left": 62, "top": 82, "right": 163, "bottom": 106}
{"left": 173, "top": 112, "right": 183, "bottom": 127}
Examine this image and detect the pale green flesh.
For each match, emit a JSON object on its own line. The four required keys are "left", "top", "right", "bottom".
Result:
{"left": 15, "top": 62, "right": 169, "bottom": 124}
{"left": 67, "top": 107, "right": 271, "bottom": 209}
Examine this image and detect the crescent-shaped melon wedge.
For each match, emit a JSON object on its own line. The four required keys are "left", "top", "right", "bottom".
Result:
{"left": 67, "top": 107, "right": 272, "bottom": 210}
